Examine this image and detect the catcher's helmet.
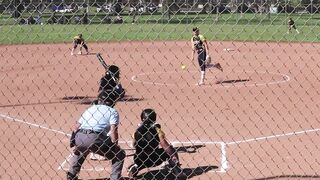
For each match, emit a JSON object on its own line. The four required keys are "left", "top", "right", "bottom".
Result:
{"left": 141, "top": 108, "right": 157, "bottom": 124}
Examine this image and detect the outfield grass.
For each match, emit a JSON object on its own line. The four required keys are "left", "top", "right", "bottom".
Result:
{"left": 0, "top": 13, "right": 319, "bottom": 44}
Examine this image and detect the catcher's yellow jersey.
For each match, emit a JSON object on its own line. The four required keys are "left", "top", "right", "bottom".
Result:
{"left": 131, "top": 124, "right": 166, "bottom": 140}
{"left": 155, "top": 127, "right": 165, "bottom": 139}
{"left": 191, "top": 34, "right": 206, "bottom": 50}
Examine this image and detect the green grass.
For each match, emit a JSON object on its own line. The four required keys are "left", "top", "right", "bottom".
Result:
{"left": 0, "top": 13, "right": 319, "bottom": 44}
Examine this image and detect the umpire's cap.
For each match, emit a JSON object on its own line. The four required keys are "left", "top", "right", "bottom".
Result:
{"left": 107, "top": 65, "right": 120, "bottom": 79}
{"left": 97, "top": 90, "right": 118, "bottom": 106}
{"left": 141, "top": 108, "right": 157, "bottom": 124}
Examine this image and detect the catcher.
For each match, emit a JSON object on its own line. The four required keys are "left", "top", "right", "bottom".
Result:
{"left": 71, "top": 34, "right": 89, "bottom": 55}
{"left": 191, "top": 27, "right": 223, "bottom": 85}
{"left": 127, "top": 109, "right": 187, "bottom": 179}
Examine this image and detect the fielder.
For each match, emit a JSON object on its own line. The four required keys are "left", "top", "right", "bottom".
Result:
{"left": 287, "top": 18, "right": 300, "bottom": 34}
{"left": 71, "top": 34, "right": 89, "bottom": 55}
{"left": 191, "top": 27, "right": 223, "bottom": 85}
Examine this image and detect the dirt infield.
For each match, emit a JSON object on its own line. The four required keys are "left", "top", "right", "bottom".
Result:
{"left": 0, "top": 41, "right": 320, "bottom": 179}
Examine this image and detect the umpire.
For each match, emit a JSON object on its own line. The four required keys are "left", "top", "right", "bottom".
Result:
{"left": 67, "top": 91, "right": 126, "bottom": 180}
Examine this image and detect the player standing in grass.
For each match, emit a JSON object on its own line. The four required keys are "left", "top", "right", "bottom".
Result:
{"left": 191, "top": 27, "right": 223, "bottom": 85}
{"left": 71, "top": 34, "right": 89, "bottom": 55}
{"left": 287, "top": 18, "right": 300, "bottom": 34}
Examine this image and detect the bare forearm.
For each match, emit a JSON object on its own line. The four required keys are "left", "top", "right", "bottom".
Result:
{"left": 205, "top": 41, "right": 209, "bottom": 53}
{"left": 112, "top": 131, "right": 118, "bottom": 143}
{"left": 191, "top": 50, "right": 195, "bottom": 60}
{"left": 73, "top": 122, "right": 80, "bottom": 132}
{"left": 110, "top": 125, "right": 119, "bottom": 144}
{"left": 161, "top": 138, "right": 174, "bottom": 156}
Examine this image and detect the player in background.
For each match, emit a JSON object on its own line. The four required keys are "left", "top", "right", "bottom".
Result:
{"left": 191, "top": 27, "right": 223, "bottom": 86}
{"left": 71, "top": 34, "right": 89, "bottom": 55}
{"left": 287, "top": 18, "right": 300, "bottom": 34}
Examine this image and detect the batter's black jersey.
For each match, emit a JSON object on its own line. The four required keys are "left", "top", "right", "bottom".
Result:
{"left": 99, "top": 74, "right": 117, "bottom": 92}
{"left": 134, "top": 123, "right": 161, "bottom": 153}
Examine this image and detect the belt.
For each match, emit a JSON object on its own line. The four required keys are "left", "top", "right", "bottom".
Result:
{"left": 79, "top": 129, "right": 101, "bottom": 134}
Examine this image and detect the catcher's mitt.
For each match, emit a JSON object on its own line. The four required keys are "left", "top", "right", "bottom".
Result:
{"left": 205, "top": 55, "right": 212, "bottom": 65}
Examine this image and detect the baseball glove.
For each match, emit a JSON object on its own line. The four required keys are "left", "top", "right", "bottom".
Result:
{"left": 205, "top": 55, "right": 212, "bottom": 65}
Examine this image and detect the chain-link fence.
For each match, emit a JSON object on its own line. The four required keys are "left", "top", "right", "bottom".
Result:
{"left": 0, "top": 0, "right": 320, "bottom": 179}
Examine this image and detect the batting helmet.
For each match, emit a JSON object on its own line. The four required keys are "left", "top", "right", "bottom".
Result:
{"left": 107, "top": 65, "right": 120, "bottom": 79}
{"left": 141, "top": 108, "right": 157, "bottom": 124}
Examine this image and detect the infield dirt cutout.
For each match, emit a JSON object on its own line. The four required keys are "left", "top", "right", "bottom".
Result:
{"left": 0, "top": 41, "right": 319, "bottom": 179}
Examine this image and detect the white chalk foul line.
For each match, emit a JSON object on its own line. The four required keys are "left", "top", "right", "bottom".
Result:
{"left": 2, "top": 112, "right": 320, "bottom": 174}
{"left": 0, "top": 113, "right": 70, "bottom": 137}
{"left": 226, "top": 128, "right": 320, "bottom": 145}
{"left": 0, "top": 113, "right": 129, "bottom": 172}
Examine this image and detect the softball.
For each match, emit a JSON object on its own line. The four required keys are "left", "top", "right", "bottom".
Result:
{"left": 181, "top": 64, "right": 186, "bottom": 70}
